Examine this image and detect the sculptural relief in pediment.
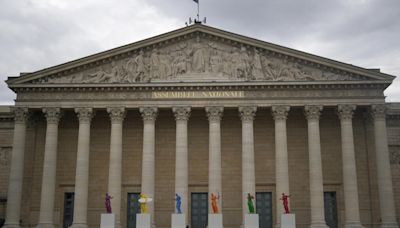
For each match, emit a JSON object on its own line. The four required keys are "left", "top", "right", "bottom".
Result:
{"left": 40, "top": 35, "right": 361, "bottom": 84}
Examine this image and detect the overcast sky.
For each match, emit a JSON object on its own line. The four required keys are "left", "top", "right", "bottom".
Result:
{"left": 1, "top": 0, "right": 399, "bottom": 105}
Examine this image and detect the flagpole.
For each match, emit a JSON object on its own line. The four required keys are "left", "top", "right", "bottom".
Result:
{"left": 197, "top": 1, "right": 200, "bottom": 22}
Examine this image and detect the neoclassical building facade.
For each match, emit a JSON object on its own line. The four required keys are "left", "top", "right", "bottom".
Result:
{"left": 0, "top": 24, "right": 399, "bottom": 228}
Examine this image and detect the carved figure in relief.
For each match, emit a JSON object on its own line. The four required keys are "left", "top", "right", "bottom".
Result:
{"left": 159, "top": 53, "right": 172, "bottom": 78}
{"left": 149, "top": 48, "right": 161, "bottom": 79}
{"left": 172, "top": 52, "right": 187, "bottom": 76}
{"left": 191, "top": 37, "right": 207, "bottom": 73}
{"left": 84, "top": 61, "right": 120, "bottom": 83}
{"left": 261, "top": 56, "right": 278, "bottom": 80}
{"left": 125, "top": 50, "right": 148, "bottom": 82}
{"left": 230, "top": 48, "right": 241, "bottom": 78}
{"left": 251, "top": 48, "right": 264, "bottom": 80}
{"left": 279, "top": 60, "right": 297, "bottom": 81}
{"left": 134, "top": 50, "right": 148, "bottom": 82}
{"left": 105, "top": 193, "right": 113, "bottom": 213}
{"left": 210, "top": 49, "right": 223, "bottom": 74}
{"left": 232, "top": 46, "right": 250, "bottom": 79}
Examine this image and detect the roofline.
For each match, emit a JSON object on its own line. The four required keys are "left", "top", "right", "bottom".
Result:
{"left": 6, "top": 23, "right": 396, "bottom": 85}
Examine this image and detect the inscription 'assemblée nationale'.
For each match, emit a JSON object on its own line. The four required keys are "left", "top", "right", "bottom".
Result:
{"left": 152, "top": 91, "right": 245, "bottom": 99}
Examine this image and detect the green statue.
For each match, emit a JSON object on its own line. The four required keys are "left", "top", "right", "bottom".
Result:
{"left": 247, "top": 193, "right": 255, "bottom": 214}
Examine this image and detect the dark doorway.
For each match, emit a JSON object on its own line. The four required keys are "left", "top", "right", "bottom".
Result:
{"left": 191, "top": 192, "right": 208, "bottom": 228}
{"left": 63, "top": 192, "right": 74, "bottom": 228}
{"left": 127, "top": 193, "right": 141, "bottom": 228}
{"left": 324, "top": 192, "right": 338, "bottom": 228}
{"left": 256, "top": 192, "right": 273, "bottom": 228}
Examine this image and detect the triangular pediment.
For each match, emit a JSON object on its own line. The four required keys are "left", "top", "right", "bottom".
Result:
{"left": 7, "top": 24, "right": 395, "bottom": 87}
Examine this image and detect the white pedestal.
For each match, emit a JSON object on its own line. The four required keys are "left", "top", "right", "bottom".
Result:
{"left": 100, "top": 214, "right": 115, "bottom": 228}
{"left": 171, "top": 214, "right": 186, "bottom": 228}
{"left": 208, "top": 214, "right": 223, "bottom": 228}
{"left": 136, "top": 214, "right": 151, "bottom": 228}
{"left": 244, "top": 214, "right": 259, "bottom": 228}
{"left": 281, "top": 214, "right": 296, "bottom": 228}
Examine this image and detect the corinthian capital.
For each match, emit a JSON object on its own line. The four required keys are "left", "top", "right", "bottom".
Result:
{"left": 12, "top": 107, "right": 29, "bottom": 124}
{"left": 304, "top": 105, "right": 323, "bottom": 121}
{"left": 75, "top": 108, "right": 95, "bottom": 124}
{"left": 370, "top": 104, "right": 386, "bottom": 120}
{"left": 43, "top": 107, "right": 62, "bottom": 124}
{"left": 107, "top": 107, "right": 126, "bottom": 123}
{"left": 140, "top": 107, "right": 158, "bottom": 122}
{"left": 337, "top": 105, "right": 356, "bottom": 121}
{"left": 239, "top": 106, "right": 257, "bottom": 122}
{"left": 205, "top": 106, "right": 224, "bottom": 123}
{"left": 271, "top": 105, "right": 290, "bottom": 121}
{"left": 173, "top": 106, "right": 191, "bottom": 121}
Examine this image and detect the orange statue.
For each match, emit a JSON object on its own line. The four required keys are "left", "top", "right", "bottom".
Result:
{"left": 211, "top": 193, "right": 219, "bottom": 214}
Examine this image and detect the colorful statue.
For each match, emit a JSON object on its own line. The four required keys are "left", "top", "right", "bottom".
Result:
{"left": 138, "top": 193, "right": 153, "bottom": 214}
{"left": 211, "top": 193, "right": 219, "bottom": 214}
{"left": 105, "top": 193, "right": 113, "bottom": 213}
{"left": 139, "top": 193, "right": 148, "bottom": 214}
{"left": 175, "top": 193, "right": 182, "bottom": 214}
{"left": 279, "top": 193, "right": 290, "bottom": 214}
{"left": 247, "top": 193, "right": 255, "bottom": 214}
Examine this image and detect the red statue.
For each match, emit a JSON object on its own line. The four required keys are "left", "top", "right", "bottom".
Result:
{"left": 279, "top": 193, "right": 290, "bottom": 214}
{"left": 211, "top": 193, "right": 219, "bottom": 214}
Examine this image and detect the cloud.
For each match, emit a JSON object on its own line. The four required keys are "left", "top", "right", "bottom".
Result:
{"left": 1, "top": 0, "right": 399, "bottom": 104}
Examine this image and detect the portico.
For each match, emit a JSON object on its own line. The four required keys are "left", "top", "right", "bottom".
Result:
{"left": 2, "top": 24, "right": 399, "bottom": 228}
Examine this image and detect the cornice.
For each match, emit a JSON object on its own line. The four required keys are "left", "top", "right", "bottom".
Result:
{"left": 9, "top": 80, "right": 390, "bottom": 94}
{"left": 6, "top": 24, "right": 395, "bottom": 86}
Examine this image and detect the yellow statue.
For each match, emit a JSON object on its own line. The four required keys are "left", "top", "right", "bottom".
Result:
{"left": 138, "top": 193, "right": 153, "bottom": 214}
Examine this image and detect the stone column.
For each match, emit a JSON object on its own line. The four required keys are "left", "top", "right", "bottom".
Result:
{"left": 107, "top": 107, "right": 126, "bottom": 227}
{"left": 239, "top": 106, "right": 257, "bottom": 221}
{"left": 370, "top": 105, "right": 399, "bottom": 228}
{"left": 304, "top": 106, "right": 329, "bottom": 228}
{"left": 37, "top": 107, "right": 62, "bottom": 228}
{"left": 206, "top": 106, "right": 224, "bottom": 213}
{"left": 140, "top": 107, "right": 158, "bottom": 222}
{"left": 337, "top": 105, "right": 364, "bottom": 228}
{"left": 70, "top": 108, "right": 94, "bottom": 228}
{"left": 271, "top": 105, "right": 290, "bottom": 227}
{"left": 3, "top": 107, "right": 29, "bottom": 228}
{"left": 173, "top": 106, "right": 191, "bottom": 220}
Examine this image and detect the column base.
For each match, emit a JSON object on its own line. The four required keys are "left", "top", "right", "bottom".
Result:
{"left": 380, "top": 222, "right": 399, "bottom": 228}
{"left": 2, "top": 223, "right": 21, "bottom": 228}
{"left": 309, "top": 222, "right": 329, "bottom": 228}
{"left": 70, "top": 223, "right": 89, "bottom": 228}
{"left": 344, "top": 222, "right": 364, "bottom": 228}
{"left": 35, "top": 223, "right": 56, "bottom": 228}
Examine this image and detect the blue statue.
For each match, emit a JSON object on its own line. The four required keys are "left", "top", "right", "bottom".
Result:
{"left": 175, "top": 193, "right": 182, "bottom": 214}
